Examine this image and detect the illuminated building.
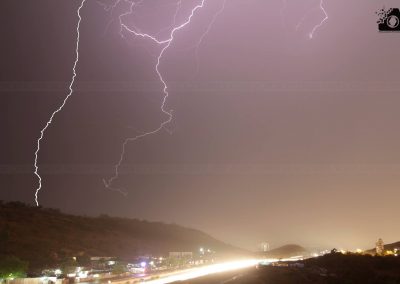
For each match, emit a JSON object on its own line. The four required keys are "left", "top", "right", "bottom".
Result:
{"left": 260, "top": 242, "right": 270, "bottom": 252}
{"left": 169, "top": 252, "right": 193, "bottom": 258}
{"left": 376, "top": 238, "right": 384, "bottom": 256}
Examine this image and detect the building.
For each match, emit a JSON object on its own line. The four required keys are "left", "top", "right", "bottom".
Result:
{"left": 168, "top": 252, "right": 193, "bottom": 258}
{"left": 260, "top": 242, "right": 270, "bottom": 252}
{"left": 90, "top": 256, "right": 115, "bottom": 261}
{"left": 376, "top": 238, "right": 384, "bottom": 256}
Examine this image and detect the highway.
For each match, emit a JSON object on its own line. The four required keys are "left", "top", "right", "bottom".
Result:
{"left": 80, "top": 258, "right": 302, "bottom": 284}
{"left": 83, "top": 259, "right": 261, "bottom": 284}
{"left": 169, "top": 267, "right": 257, "bottom": 284}
{"left": 143, "top": 257, "right": 304, "bottom": 284}
{"left": 140, "top": 259, "right": 258, "bottom": 284}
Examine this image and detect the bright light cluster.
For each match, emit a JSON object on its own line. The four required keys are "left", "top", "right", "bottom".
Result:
{"left": 142, "top": 259, "right": 258, "bottom": 284}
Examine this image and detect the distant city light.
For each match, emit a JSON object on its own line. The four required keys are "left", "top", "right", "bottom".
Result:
{"left": 78, "top": 271, "right": 88, "bottom": 278}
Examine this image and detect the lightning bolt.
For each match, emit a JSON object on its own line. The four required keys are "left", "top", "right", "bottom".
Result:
{"left": 280, "top": 0, "right": 287, "bottom": 29}
{"left": 155, "top": 0, "right": 183, "bottom": 40}
{"left": 194, "top": 0, "right": 227, "bottom": 74}
{"left": 103, "top": 0, "right": 210, "bottom": 193}
{"left": 294, "top": 0, "right": 328, "bottom": 39}
{"left": 295, "top": 7, "right": 313, "bottom": 32}
{"left": 35, "top": 0, "right": 328, "bottom": 203}
{"left": 309, "top": 0, "right": 328, "bottom": 39}
{"left": 34, "top": 0, "right": 86, "bottom": 206}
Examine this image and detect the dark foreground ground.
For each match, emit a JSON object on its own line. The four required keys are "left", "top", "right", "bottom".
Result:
{"left": 177, "top": 254, "right": 400, "bottom": 284}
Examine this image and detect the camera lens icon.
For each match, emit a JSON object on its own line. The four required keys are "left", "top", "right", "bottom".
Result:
{"left": 378, "top": 8, "right": 400, "bottom": 31}
{"left": 387, "top": 15, "right": 399, "bottom": 29}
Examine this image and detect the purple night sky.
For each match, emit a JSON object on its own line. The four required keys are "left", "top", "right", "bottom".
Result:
{"left": 1, "top": 0, "right": 400, "bottom": 251}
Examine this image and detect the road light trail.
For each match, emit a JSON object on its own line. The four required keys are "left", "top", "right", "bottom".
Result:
{"left": 141, "top": 259, "right": 258, "bottom": 284}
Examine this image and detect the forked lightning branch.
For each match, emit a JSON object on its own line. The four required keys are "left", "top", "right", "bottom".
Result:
{"left": 33, "top": 0, "right": 329, "bottom": 206}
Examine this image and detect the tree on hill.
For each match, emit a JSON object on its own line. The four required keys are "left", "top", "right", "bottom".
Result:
{"left": 112, "top": 263, "right": 127, "bottom": 275}
{"left": 0, "top": 200, "right": 244, "bottom": 274}
{"left": 60, "top": 258, "right": 78, "bottom": 275}
{"left": 0, "top": 255, "right": 28, "bottom": 279}
{"left": 0, "top": 226, "right": 10, "bottom": 254}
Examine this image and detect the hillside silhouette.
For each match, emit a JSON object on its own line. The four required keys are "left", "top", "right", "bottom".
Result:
{"left": 261, "top": 244, "right": 308, "bottom": 258}
{"left": 0, "top": 201, "right": 243, "bottom": 272}
{"left": 366, "top": 241, "right": 400, "bottom": 255}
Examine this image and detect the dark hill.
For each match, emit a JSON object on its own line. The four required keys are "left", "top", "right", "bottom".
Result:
{"left": 0, "top": 201, "right": 244, "bottom": 272}
{"left": 366, "top": 241, "right": 400, "bottom": 254}
{"left": 384, "top": 241, "right": 400, "bottom": 251}
{"left": 260, "top": 244, "right": 308, "bottom": 259}
{"left": 250, "top": 253, "right": 400, "bottom": 284}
